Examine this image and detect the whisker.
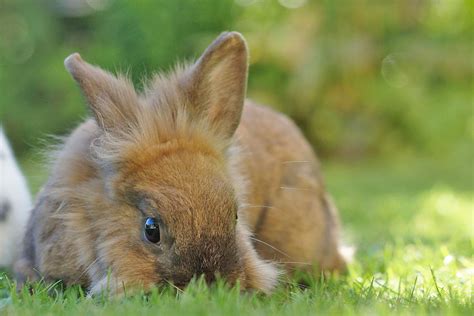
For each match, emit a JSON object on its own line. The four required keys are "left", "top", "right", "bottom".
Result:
{"left": 53, "top": 200, "right": 67, "bottom": 215}
{"left": 281, "top": 160, "right": 310, "bottom": 164}
{"left": 242, "top": 205, "right": 278, "bottom": 210}
{"left": 278, "top": 261, "right": 314, "bottom": 266}
{"left": 75, "top": 257, "right": 100, "bottom": 283}
{"left": 276, "top": 279, "right": 311, "bottom": 290}
{"left": 279, "top": 186, "right": 315, "bottom": 192}
{"left": 278, "top": 279, "right": 296, "bottom": 286}
{"left": 249, "top": 237, "right": 290, "bottom": 258}
{"left": 278, "top": 279, "right": 310, "bottom": 288}
{"left": 166, "top": 280, "right": 184, "bottom": 293}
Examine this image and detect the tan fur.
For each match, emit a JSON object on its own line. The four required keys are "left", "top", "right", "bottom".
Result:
{"left": 15, "top": 32, "right": 345, "bottom": 295}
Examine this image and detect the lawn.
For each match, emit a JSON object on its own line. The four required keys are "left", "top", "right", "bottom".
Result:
{"left": 0, "top": 155, "right": 472, "bottom": 315}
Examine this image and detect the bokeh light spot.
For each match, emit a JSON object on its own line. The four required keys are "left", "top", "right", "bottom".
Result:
{"left": 0, "top": 14, "right": 35, "bottom": 64}
{"left": 381, "top": 53, "right": 409, "bottom": 88}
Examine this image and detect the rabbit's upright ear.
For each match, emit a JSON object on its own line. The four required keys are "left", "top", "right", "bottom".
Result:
{"left": 186, "top": 32, "right": 248, "bottom": 138}
{"left": 64, "top": 53, "right": 138, "bottom": 131}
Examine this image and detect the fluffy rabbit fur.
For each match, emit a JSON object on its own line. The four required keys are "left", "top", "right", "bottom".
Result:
{"left": 15, "top": 32, "right": 346, "bottom": 295}
{"left": 0, "top": 127, "right": 32, "bottom": 267}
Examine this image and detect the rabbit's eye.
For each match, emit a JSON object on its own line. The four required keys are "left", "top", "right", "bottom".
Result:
{"left": 144, "top": 217, "right": 161, "bottom": 243}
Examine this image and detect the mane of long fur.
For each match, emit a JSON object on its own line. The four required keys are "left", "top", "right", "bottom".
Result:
{"left": 90, "top": 64, "right": 231, "bottom": 171}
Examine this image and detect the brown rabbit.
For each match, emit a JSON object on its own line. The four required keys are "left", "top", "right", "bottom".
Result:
{"left": 15, "top": 32, "right": 347, "bottom": 295}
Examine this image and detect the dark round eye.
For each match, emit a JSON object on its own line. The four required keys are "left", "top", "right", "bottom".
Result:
{"left": 144, "top": 217, "right": 161, "bottom": 243}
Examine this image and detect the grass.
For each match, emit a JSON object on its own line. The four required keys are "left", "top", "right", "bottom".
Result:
{"left": 0, "top": 154, "right": 472, "bottom": 315}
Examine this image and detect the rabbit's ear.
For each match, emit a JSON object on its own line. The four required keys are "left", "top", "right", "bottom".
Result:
{"left": 186, "top": 32, "right": 248, "bottom": 138}
{"left": 64, "top": 53, "right": 138, "bottom": 131}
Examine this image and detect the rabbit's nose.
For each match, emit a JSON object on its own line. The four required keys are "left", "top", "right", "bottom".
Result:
{"left": 169, "top": 272, "right": 217, "bottom": 288}
{"left": 204, "top": 272, "right": 216, "bottom": 284}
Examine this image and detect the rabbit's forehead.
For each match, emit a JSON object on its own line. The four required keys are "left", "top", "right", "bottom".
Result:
{"left": 125, "top": 168, "right": 238, "bottom": 233}
{"left": 128, "top": 154, "right": 237, "bottom": 212}
{"left": 140, "top": 181, "right": 237, "bottom": 225}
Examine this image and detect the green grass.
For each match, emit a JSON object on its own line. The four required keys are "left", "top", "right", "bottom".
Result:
{"left": 1, "top": 155, "right": 472, "bottom": 315}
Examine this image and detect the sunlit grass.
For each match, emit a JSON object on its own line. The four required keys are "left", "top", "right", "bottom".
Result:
{"left": 0, "top": 156, "right": 472, "bottom": 315}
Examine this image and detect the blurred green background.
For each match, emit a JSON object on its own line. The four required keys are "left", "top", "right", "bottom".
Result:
{"left": 1, "top": 0, "right": 472, "bottom": 162}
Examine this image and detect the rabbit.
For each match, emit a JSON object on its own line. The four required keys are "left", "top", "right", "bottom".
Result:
{"left": 14, "top": 32, "right": 347, "bottom": 295}
{"left": 0, "top": 127, "right": 32, "bottom": 267}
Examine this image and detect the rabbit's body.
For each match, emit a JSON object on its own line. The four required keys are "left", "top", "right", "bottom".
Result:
{"left": 0, "top": 128, "right": 32, "bottom": 267}
{"left": 15, "top": 32, "right": 345, "bottom": 294}
{"left": 237, "top": 103, "right": 346, "bottom": 271}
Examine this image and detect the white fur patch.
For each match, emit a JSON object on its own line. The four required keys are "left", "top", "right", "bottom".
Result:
{"left": 0, "top": 127, "right": 32, "bottom": 267}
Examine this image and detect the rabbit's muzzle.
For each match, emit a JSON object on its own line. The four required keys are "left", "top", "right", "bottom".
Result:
{"left": 157, "top": 234, "right": 243, "bottom": 287}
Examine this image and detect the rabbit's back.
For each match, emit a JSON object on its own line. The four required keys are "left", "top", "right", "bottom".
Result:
{"left": 236, "top": 102, "right": 346, "bottom": 272}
